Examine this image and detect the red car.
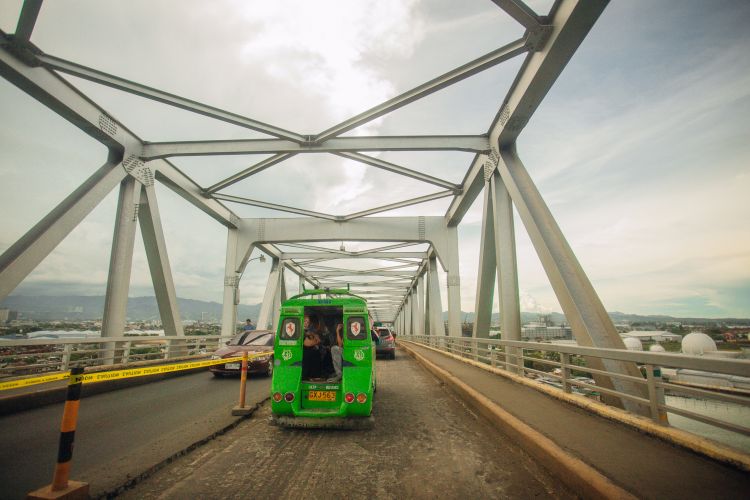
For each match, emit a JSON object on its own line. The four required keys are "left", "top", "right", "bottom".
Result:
{"left": 209, "top": 330, "right": 275, "bottom": 377}
{"left": 375, "top": 327, "right": 396, "bottom": 359}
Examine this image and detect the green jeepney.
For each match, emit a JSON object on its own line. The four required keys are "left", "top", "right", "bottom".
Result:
{"left": 270, "top": 289, "right": 376, "bottom": 429}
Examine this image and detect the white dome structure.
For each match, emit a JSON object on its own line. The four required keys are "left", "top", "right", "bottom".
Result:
{"left": 649, "top": 344, "right": 666, "bottom": 353}
{"left": 681, "top": 332, "right": 717, "bottom": 355}
{"left": 623, "top": 337, "right": 643, "bottom": 351}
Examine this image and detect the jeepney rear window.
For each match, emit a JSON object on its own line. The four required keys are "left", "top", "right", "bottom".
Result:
{"left": 346, "top": 317, "right": 366, "bottom": 341}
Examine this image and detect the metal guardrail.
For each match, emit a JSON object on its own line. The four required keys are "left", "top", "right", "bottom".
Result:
{"left": 0, "top": 335, "right": 235, "bottom": 378}
{"left": 402, "top": 335, "right": 750, "bottom": 439}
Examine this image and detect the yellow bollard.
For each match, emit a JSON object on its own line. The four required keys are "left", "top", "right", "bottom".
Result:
{"left": 27, "top": 367, "right": 90, "bottom": 499}
{"left": 232, "top": 352, "right": 252, "bottom": 416}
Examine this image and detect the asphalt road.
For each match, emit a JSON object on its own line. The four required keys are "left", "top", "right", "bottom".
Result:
{"left": 121, "top": 353, "right": 574, "bottom": 500}
{"left": 0, "top": 370, "right": 270, "bottom": 500}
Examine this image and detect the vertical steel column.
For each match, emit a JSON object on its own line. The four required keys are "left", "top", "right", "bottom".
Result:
{"left": 498, "top": 146, "right": 648, "bottom": 413}
{"left": 424, "top": 269, "right": 431, "bottom": 336}
{"left": 257, "top": 258, "right": 280, "bottom": 330}
{"left": 472, "top": 182, "right": 496, "bottom": 340}
{"left": 272, "top": 263, "right": 286, "bottom": 332}
{"left": 491, "top": 171, "right": 522, "bottom": 342}
{"left": 445, "top": 225, "right": 462, "bottom": 337}
{"left": 221, "top": 228, "right": 240, "bottom": 337}
{"left": 101, "top": 177, "right": 141, "bottom": 364}
{"left": 138, "top": 184, "right": 184, "bottom": 340}
{"left": 416, "top": 274, "right": 425, "bottom": 336}
{"left": 406, "top": 292, "right": 414, "bottom": 335}
{"left": 428, "top": 256, "right": 446, "bottom": 336}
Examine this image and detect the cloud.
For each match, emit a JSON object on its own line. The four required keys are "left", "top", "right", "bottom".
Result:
{"left": 235, "top": 0, "right": 424, "bottom": 133}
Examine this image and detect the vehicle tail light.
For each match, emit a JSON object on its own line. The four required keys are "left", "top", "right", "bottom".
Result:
{"left": 272, "top": 392, "right": 283, "bottom": 402}
{"left": 344, "top": 392, "right": 355, "bottom": 404}
{"left": 284, "top": 392, "right": 295, "bottom": 402}
{"left": 356, "top": 393, "right": 367, "bottom": 404}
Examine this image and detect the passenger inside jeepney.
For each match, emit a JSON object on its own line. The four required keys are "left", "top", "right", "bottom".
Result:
{"left": 302, "top": 312, "right": 339, "bottom": 380}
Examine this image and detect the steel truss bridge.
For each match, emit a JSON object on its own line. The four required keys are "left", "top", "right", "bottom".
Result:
{"left": 0, "top": 0, "right": 697, "bottom": 416}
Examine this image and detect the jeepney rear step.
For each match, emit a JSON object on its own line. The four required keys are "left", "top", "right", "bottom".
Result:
{"left": 271, "top": 414, "right": 374, "bottom": 430}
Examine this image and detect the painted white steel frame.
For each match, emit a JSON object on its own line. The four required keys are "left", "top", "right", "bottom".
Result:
{"left": 1, "top": 0, "right": 647, "bottom": 411}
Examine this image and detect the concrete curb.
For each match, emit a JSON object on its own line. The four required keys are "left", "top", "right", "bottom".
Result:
{"left": 0, "top": 356, "right": 211, "bottom": 416}
{"left": 402, "top": 343, "right": 639, "bottom": 500}
{"left": 402, "top": 341, "right": 750, "bottom": 472}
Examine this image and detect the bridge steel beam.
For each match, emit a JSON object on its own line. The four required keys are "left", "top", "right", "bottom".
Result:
{"left": 140, "top": 136, "right": 490, "bottom": 160}
{"left": 101, "top": 178, "right": 142, "bottom": 344}
{"left": 416, "top": 275, "right": 425, "bottom": 336}
{"left": 472, "top": 183, "right": 497, "bottom": 340}
{"left": 221, "top": 227, "right": 240, "bottom": 337}
{"left": 498, "top": 145, "right": 647, "bottom": 413}
{"left": 472, "top": 168, "right": 522, "bottom": 343}
{"left": 280, "top": 251, "right": 426, "bottom": 260}
{"left": 0, "top": 157, "right": 127, "bottom": 302}
{"left": 315, "top": 37, "right": 529, "bottom": 142}
{"left": 0, "top": 39, "right": 238, "bottom": 314}
{"left": 14, "top": 0, "right": 43, "bottom": 41}
{"left": 404, "top": 295, "right": 412, "bottom": 335}
{"left": 427, "top": 256, "right": 446, "bottom": 336}
{"left": 492, "top": 171, "right": 522, "bottom": 343}
{"left": 335, "top": 152, "right": 460, "bottom": 192}
{"left": 257, "top": 258, "right": 281, "bottom": 330}
{"left": 38, "top": 54, "right": 306, "bottom": 142}
{"left": 138, "top": 184, "right": 184, "bottom": 339}
{"left": 445, "top": 0, "right": 609, "bottom": 227}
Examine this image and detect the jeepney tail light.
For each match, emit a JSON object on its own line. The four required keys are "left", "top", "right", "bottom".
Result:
{"left": 272, "top": 392, "right": 283, "bottom": 402}
{"left": 344, "top": 392, "right": 355, "bottom": 404}
{"left": 356, "top": 393, "right": 367, "bottom": 404}
{"left": 284, "top": 392, "right": 295, "bottom": 402}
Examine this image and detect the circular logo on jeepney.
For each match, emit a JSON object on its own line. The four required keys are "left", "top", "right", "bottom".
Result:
{"left": 284, "top": 321, "right": 296, "bottom": 337}
{"left": 350, "top": 322, "right": 361, "bottom": 336}
{"left": 281, "top": 349, "right": 293, "bottom": 361}
{"left": 353, "top": 349, "right": 365, "bottom": 361}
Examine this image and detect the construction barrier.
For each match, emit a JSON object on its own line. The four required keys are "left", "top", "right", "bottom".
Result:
{"left": 0, "top": 352, "right": 273, "bottom": 392}
{"left": 27, "top": 367, "right": 90, "bottom": 499}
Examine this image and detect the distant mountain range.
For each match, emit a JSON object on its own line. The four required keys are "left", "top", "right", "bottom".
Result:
{"left": 0, "top": 295, "right": 259, "bottom": 322}
{"left": 1, "top": 295, "right": 747, "bottom": 325}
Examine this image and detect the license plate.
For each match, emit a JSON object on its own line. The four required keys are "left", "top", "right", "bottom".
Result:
{"left": 307, "top": 390, "right": 336, "bottom": 402}
{"left": 225, "top": 363, "right": 240, "bottom": 370}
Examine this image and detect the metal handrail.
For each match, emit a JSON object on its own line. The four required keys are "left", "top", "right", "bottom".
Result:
{"left": 402, "top": 334, "right": 750, "bottom": 440}
{"left": 0, "top": 334, "right": 235, "bottom": 378}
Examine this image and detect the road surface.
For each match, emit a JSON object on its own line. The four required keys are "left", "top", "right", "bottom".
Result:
{"left": 0, "top": 370, "right": 268, "bottom": 499}
{"left": 120, "top": 354, "right": 573, "bottom": 499}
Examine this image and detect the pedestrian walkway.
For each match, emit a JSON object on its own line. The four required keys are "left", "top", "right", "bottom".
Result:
{"left": 403, "top": 342, "right": 750, "bottom": 499}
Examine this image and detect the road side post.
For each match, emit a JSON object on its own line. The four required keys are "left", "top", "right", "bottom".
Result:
{"left": 232, "top": 352, "right": 252, "bottom": 416}
{"left": 27, "top": 367, "right": 90, "bottom": 500}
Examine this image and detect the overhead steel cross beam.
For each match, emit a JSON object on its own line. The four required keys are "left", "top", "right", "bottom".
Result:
{"left": 313, "top": 37, "right": 530, "bottom": 142}
{"left": 214, "top": 189, "right": 454, "bottom": 222}
{"left": 280, "top": 252, "right": 427, "bottom": 260}
{"left": 335, "top": 152, "right": 461, "bottom": 192}
{"left": 206, "top": 153, "right": 296, "bottom": 193}
{"left": 141, "top": 136, "right": 490, "bottom": 159}
{"left": 36, "top": 53, "right": 306, "bottom": 142}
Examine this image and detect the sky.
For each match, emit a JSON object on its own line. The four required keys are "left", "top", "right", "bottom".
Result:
{"left": 0, "top": 0, "right": 748, "bottom": 319}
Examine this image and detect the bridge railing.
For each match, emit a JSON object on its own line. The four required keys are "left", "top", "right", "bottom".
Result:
{"left": 401, "top": 335, "right": 750, "bottom": 440}
{"left": 0, "top": 335, "right": 235, "bottom": 378}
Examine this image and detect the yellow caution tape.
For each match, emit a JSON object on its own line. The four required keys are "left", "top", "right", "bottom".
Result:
{"left": 0, "top": 351, "right": 273, "bottom": 392}
{"left": 0, "top": 372, "right": 70, "bottom": 391}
